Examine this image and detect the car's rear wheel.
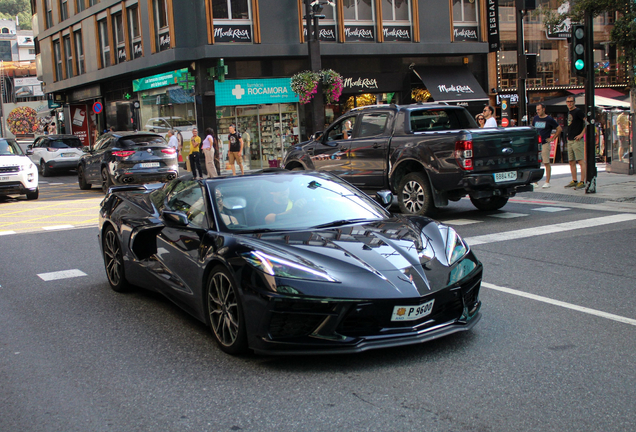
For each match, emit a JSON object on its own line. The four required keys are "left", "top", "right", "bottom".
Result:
{"left": 78, "top": 166, "right": 91, "bottom": 190}
{"left": 102, "top": 226, "right": 131, "bottom": 293}
{"left": 470, "top": 196, "right": 509, "bottom": 211}
{"left": 102, "top": 168, "right": 112, "bottom": 194}
{"left": 26, "top": 188, "right": 39, "bottom": 200}
{"left": 205, "top": 266, "right": 248, "bottom": 355}
{"left": 397, "top": 172, "right": 434, "bottom": 216}
{"left": 39, "top": 159, "right": 51, "bottom": 177}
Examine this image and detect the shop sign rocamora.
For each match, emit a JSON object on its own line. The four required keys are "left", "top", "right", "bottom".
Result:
{"left": 214, "top": 78, "right": 299, "bottom": 107}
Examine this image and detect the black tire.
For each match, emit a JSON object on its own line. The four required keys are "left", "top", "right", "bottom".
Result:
{"left": 290, "top": 166, "right": 304, "bottom": 171}
{"left": 101, "top": 168, "right": 112, "bottom": 194}
{"left": 78, "top": 166, "right": 92, "bottom": 190}
{"left": 40, "top": 159, "right": 52, "bottom": 177}
{"left": 397, "top": 172, "right": 434, "bottom": 216}
{"left": 470, "top": 196, "right": 509, "bottom": 211}
{"left": 26, "top": 188, "right": 39, "bottom": 200}
{"left": 102, "top": 226, "right": 132, "bottom": 293}
{"left": 205, "top": 266, "right": 248, "bottom": 355}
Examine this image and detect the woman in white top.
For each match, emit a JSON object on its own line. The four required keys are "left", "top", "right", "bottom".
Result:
{"left": 202, "top": 128, "right": 218, "bottom": 178}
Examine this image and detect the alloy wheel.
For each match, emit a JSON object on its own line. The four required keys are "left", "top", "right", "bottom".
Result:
{"left": 208, "top": 272, "right": 240, "bottom": 347}
{"left": 103, "top": 229, "right": 123, "bottom": 287}
{"left": 402, "top": 180, "right": 425, "bottom": 213}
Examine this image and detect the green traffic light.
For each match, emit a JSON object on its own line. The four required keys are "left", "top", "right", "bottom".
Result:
{"left": 575, "top": 59, "right": 585, "bottom": 70}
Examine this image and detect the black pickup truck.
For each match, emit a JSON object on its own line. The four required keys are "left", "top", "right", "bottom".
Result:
{"left": 283, "top": 103, "right": 544, "bottom": 215}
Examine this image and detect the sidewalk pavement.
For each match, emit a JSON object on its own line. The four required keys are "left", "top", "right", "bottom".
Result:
{"left": 517, "top": 162, "right": 636, "bottom": 210}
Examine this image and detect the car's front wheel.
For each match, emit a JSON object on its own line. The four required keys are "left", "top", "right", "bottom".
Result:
{"left": 78, "top": 166, "right": 92, "bottom": 190}
{"left": 102, "top": 168, "right": 112, "bottom": 194}
{"left": 102, "top": 226, "right": 131, "bottom": 293}
{"left": 470, "top": 196, "right": 509, "bottom": 211}
{"left": 205, "top": 266, "right": 248, "bottom": 355}
{"left": 397, "top": 172, "right": 434, "bottom": 216}
{"left": 39, "top": 159, "right": 51, "bottom": 177}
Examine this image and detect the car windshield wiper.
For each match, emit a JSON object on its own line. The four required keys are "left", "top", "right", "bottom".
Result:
{"left": 244, "top": 228, "right": 296, "bottom": 234}
{"left": 311, "top": 218, "right": 371, "bottom": 229}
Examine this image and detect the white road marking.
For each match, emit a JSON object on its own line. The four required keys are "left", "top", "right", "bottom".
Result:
{"left": 441, "top": 219, "right": 483, "bottom": 226}
{"left": 466, "top": 213, "right": 636, "bottom": 246}
{"left": 0, "top": 231, "right": 16, "bottom": 236}
{"left": 43, "top": 225, "right": 75, "bottom": 230}
{"left": 532, "top": 207, "right": 570, "bottom": 212}
{"left": 488, "top": 212, "right": 528, "bottom": 219}
{"left": 48, "top": 183, "right": 64, "bottom": 185}
{"left": 483, "top": 282, "right": 636, "bottom": 327}
{"left": 37, "top": 269, "right": 87, "bottom": 281}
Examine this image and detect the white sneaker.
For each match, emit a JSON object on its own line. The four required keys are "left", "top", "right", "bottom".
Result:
{"left": 542, "top": 182, "right": 551, "bottom": 188}
{"left": 532, "top": 182, "right": 539, "bottom": 187}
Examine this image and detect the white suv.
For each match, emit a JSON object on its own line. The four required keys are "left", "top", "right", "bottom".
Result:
{"left": 0, "top": 138, "right": 39, "bottom": 200}
{"left": 27, "top": 135, "right": 84, "bottom": 177}
{"left": 144, "top": 117, "right": 195, "bottom": 141}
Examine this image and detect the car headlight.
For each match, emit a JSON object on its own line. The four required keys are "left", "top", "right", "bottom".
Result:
{"left": 439, "top": 225, "right": 469, "bottom": 266}
{"left": 241, "top": 250, "right": 339, "bottom": 283}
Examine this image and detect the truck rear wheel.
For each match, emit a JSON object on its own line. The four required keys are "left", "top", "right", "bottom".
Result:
{"left": 470, "top": 196, "right": 509, "bottom": 211}
{"left": 397, "top": 172, "right": 434, "bottom": 216}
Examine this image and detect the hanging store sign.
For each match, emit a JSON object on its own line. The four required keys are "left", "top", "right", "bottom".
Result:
{"left": 344, "top": 25, "right": 375, "bottom": 42}
{"left": 133, "top": 41, "right": 143, "bottom": 59}
{"left": 341, "top": 73, "right": 402, "bottom": 94}
{"left": 214, "top": 25, "right": 252, "bottom": 43}
{"left": 303, "top": 25, "right": 337, "bottom": 42}
{"left": 117, "top": 47, "right": 127, "bottom": 62}
{"left": 383, "top": 26, "right": 411, "bottom": 42}
{"left": 215, "top": 78, "right": 299, "bottom": 106}
{"left": 158, "top": 32, "right": 171, "bottom": 51}
{"left": 453, "top": 26, "right": 479, "bottom": 42}
{"left": 132, "top": 69, "right": 188, "bottom": 92}
{"left": 487, "top": 0, "right": 500, "bottom": 52}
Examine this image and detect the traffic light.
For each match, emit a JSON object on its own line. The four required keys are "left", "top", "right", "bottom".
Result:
{"left": 571, "top": 24, "right": 586, "bottom": 77}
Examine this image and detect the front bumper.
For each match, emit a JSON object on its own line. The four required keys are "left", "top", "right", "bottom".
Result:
{"left": 0, "top": 181, "right": 37, "bottom": 195}
{"left": 247, "top": 266, "right": 483, "bottom": 355}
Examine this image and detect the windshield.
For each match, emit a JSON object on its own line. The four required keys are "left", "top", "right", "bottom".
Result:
{"left": 209, "top": 173, "right": 389, "bottom": 232}
{"left": 49, "top": 139, "right": 82, "bottom": 149}
{"left": 0, "top": 139, "right": 24, "bottom": 156}
{"left": 120, "top": 136, "right": 166, "bottom": 147}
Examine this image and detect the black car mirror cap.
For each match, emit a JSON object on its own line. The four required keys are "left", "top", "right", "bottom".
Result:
{"left": 162, "top": 210, "right": 190, "bottom": 226}
{"left": 376, "top": 190, "right": 393, "bottom": 208}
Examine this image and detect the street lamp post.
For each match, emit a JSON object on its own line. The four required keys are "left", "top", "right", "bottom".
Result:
{"left": 304, "top": 0, "right": 328, "bottom": 134}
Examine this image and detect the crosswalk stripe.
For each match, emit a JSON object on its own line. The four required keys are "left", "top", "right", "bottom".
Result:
{"left": 532, "top": 207, "right": 570, "bottom": 212}
{"left": 466, "top": 213, "right": 636, "bottom": 245}
{"left": 441, "top": 219, "right": 482, "bottom": 226}
{"left": 43, "top": 225, "right": 75, "bottom": 230}
{"left": 488, "top": 212, "right": 528, "bottom": 219}
{"left": 37, "top": 269, "right": 87, "bottom": 281}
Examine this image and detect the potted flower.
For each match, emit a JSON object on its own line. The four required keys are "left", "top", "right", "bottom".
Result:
{"left": 321, "top": 69, "right": 343, "bottom": 104}
{"left": 291, "top": 71, "right": 320, "bottom": 104}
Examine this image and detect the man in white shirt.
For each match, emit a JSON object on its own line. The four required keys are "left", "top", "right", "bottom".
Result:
{"left": 483, "top": 106, "right": 498, "bottom": 128}
{"left": 166, "top": 129, "right": 179, "bottom": 150}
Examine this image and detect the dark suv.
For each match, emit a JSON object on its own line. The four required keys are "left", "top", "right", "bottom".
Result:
{"left": 77, "top": 132, "right": 178, "bottom": 193}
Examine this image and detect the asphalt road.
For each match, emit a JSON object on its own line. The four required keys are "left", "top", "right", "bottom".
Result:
{"left": 1, "top": 178, "right": 636, "bottom": 431}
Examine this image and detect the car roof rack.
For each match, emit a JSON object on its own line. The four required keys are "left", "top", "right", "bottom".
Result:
{"left": 348, "top": 103, "right": 398, "bottom": 112}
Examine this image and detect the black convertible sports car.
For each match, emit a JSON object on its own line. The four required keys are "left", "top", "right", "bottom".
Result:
{"left": 98, "top": 171, "right": 482, "bottom": 355}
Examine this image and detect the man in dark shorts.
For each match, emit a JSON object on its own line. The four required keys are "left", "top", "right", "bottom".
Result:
{"left": 564, "top": 97, "right": 587, "bottom": 190}
{"left": 532, "top": 103, "right": 561, "bottom": 188}
{"left": 227, "top": 124, "right": 244, "bottom": 176}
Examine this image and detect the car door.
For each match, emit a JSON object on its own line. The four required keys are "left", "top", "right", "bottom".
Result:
{"left": 84, "top": 135, "right": 112, "bottom": 181}
{"left": 154, "top": 181, "right": 213, "bottom": 315}
{"left": 342, "top": 111, "right": 392, "bottom": 189}
{"left": 309, "top": 114, "right": 357, "bottom": 177}
{"left": 29, "top": 137, "right": 46, "bottom": 164}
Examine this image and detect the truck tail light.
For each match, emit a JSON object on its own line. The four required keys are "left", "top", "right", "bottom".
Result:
{"left": 112, "top": 150, "right": 136, "bottom": 158}
{"left": 455, "top": 139, "right": 474, "bottom": 171}
{"left": 537, "top": 135, "right": 542, "bottom": 163}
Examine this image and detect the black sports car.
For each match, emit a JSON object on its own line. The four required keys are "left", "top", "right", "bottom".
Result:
{"left": 98, "top": 171, "right": 482, "bottom": 355}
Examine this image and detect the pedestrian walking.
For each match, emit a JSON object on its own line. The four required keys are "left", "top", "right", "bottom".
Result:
{"left": 189, "top": 127, "right": 203, "bottom": 179}
{"left": 201, "top": 128, "right": 218, "bottom": 178}
{"left": 483, "top": 106, "right": 497, "bottom": 128}
{"left": 564, "top": 97, "right": 587, "bottom": 190}
{"left": 227, "top": 124, "right": 244, "bottom": 176}
{"left": 532, "top": 103, "right": 562, "bottom": 188}
{"left": 166, "top": 129, "right": 179, "bottom": 151}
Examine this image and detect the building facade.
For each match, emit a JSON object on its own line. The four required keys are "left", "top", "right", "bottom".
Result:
{"left": 32, "top": 0, "right": 501, "bottom": 168}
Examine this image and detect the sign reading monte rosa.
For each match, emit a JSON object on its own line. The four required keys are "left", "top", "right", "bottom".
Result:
{"left": 214, "top": 25, "right": 252, "bottom": 43}
{"left": 303, "top": 25, "right": 337, "bottom": 42}
{"left": 344, "top": 25, "right": 375, "bottom": 42}
{"left": 383, "top": 26, "right": 411, "bottom": 42}
{"left": 340, "top": 73, "right": 402, "bottom": 94}
{"left": 133, "top": 41, "right": 143, "bottom": 59}
{"left": 133, "top": 69, "right": 188, "bottom": 92}
{"left": 453, "top": 26, "right": 479, "bottom": 41}
{"left": 215, "top": 78, "right": 299, "bottom": 107}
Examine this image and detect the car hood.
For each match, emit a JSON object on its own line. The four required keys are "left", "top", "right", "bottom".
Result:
{"left": 238, "top": 217, "right": 478, "bottom": 299}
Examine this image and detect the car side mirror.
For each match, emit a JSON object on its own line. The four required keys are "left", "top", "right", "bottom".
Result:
{"left": 162, "top": 209, "right": 190, "bottom": 226}
{"left": 26, "top": 148, "right": 33, "bottom": 155}
{"left": 376, "top": 190, "right": 393, "bottom": 209}
{"left": 311, "top": 131, "right": 323, "bottom": 141}
{"left": 26, "top": 144, "right": 33, "bottom": 150}
{"left": 82, "top": 146, "right": 91, "bottom": 153}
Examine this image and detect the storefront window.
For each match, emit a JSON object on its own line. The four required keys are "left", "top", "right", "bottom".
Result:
{"left": 63, "top": 35, "right": 73, "bottom": 78}
{"left": 213, "top": 0, "right": 250, "bottom": 19}
{"left": 98, "top": 19, "right": 111, "bottom": 67}
{"left": 452, "top": 0, "right": 479, "bottom": 42}
{"left": 212, "top": 0, "right": 252, "bottom": 42}
{"left": 128, "top": 5, "right": 143, "bottom": 59}
{"left": 53, "top": 40, "right": 62, "bottom": 81}
{"left": 382, "top": 0, "right": 409, "bottom": 21}
{"left": 74, "top": 30, "right": 85, "bottom": 75}
{"left": 381, "top": 0, "right": 412, "bottom": 41}
{"left": 112, "top": 12, "right": 126, "bottom": 64}
{"left": 343, "top": 0, "right": 376, "bottom": 41}
{"left": 153, "top": 0, "right": 171, "bottom": 51}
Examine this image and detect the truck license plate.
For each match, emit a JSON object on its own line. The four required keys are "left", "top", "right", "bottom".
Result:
{"left": 139, "top": 162, "right": 160, "bottom": 168}
{"left": 391, "top": 299, "right": 435, "bottom": 322}
{"left": 494, "top": 171, "right": 517, "bottom": 182}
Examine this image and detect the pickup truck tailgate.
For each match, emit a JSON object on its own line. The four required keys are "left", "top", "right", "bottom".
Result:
{"left": 470, "top": 127, "right": 540, "bottom": 172}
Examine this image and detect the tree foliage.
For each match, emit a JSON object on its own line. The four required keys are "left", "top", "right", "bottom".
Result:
{"left": 540, "top": 0, "right": 635, "bottom": 85}
{"left": 0, "top": 0, "right": 32, "bottom": 30}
